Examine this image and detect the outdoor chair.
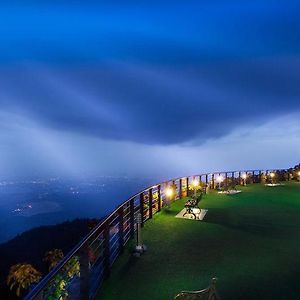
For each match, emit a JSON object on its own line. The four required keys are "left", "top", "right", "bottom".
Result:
{"left": 183, "top": 193, "right": 203, "bottom": 219}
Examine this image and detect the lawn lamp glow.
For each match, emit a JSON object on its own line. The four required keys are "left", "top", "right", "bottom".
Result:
{"left": 270, "top": 172, "right": 275, "bottom": 184}
{"left": 164, "top": 186, "right": 173, "bottom": 208}
{"left": 216, "top": 175, "right": 223, "bottom": 189}
{"left": 192, "top": 178, "right": 199, "bottom": 196}
{"left": 241, "top": 173, "right": 247, "bottom": 186}
{"left": 165, "top": 187, "right": 174, "bottom": 198}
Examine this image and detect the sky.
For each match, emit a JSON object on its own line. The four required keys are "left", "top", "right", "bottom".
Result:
{"left": 0, "top": 0, "right": 300, "bottom": 180}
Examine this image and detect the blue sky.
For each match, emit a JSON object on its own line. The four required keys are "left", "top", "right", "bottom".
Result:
{"left": 0, "top": 0, "right": 300, "bottom": 179}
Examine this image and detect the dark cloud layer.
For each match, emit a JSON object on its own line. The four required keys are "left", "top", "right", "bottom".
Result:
{"left": 1, "top": 58, "right": 300, "bottom": 145}
{"left": 1, "top": 1, "right": 300, "bottom": 145}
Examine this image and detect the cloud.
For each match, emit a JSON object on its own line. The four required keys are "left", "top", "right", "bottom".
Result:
{"left": 1, "top": 56, "right": 300, "bottom": 145}
{"left": 0, "top": 1, "right": 300, "bottom": 147}
{"left": 0, "top": 111, "right": 299, "bottom": 179}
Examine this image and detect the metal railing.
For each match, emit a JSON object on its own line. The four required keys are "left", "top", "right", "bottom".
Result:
{"left": 24, "top": 168, "right": 294, "bottom": 300}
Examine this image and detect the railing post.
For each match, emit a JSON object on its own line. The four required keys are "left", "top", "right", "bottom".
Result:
{"left": 79, "top": 242, "right": 90, "bottom": 300}
{"left": 205, "top": 174, "right": 208, "bottom": 185}
{"left": 259, "top": 170, "right": 262, "bottom": 183}
{"left": 186, "top": 177, "right": 189, "bottom": 196}
{"left": 148, "top": 188, "right": 153, "bottom": 219}
{"left": 179, "top": 179, "right": 182, "bottom": 199}
{"left": 103, "top": 221, "right": 110, "bottom": 277}
{"left": 157, "top": 185, "right": 161, "bottom": 212}
{"left": 118, "top": 206, "right": 124, "bottom": 253}
{"left": 35, "top": 291, "right": 43, "bottom": 300}
{"left": 212, "top": 174, "right": 215, "bottom": 189}
{"left": 139, "top": 193, "right": 144, "bottom": 227}
{"left": 130, "top": 198, "right": 135, "bottom": 239}
{"left": 172, "top": 180, "right": 177, "bottom": 201}
{"left": 238, "top": 171, "right": 241, "bottom": 184}
{"left": 225, "top": 173, "right": 228, "bottom": 189}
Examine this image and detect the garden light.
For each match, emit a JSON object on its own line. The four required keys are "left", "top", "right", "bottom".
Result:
{"left": 166, "top": 187, "right": 174, "bottom": 198}
{"left": 216, "top": 175, "right": 223, "bottom": 183}
{"left": 191, "top": 179, "right": 199, "bottom": 196}
{"left": 241, "top": 173, "right": 247, "bottom": 186}
{"left": 270, "top": 172, "right": 275, "bottom": 178}
{"left": 192, "top": 179, "right": 199, "bottom": 187}
{"left": 133, "top": 213, "right": 147, "bottom": 256}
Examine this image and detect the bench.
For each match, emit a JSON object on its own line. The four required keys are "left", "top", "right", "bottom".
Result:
{"left": 183, "top": 193, "right": 203, "bottom": 219}
{"left": 174, "top": 277, "right": 219, "bottom": 300}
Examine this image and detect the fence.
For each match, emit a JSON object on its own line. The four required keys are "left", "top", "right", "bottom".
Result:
{"left": 24, "top": 168, "right": 295, "bottom": 300}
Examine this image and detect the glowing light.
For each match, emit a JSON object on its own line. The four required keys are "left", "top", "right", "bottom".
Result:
{"left": 192, "top": 179, "right": 199, "bottom": 187}
{"left": 241, "top": 173, "right": 247, "bottom": 180}
{"left": 165, "top": 187, "right": 174, "bottom": 198}
{"left": 298, "top": 171, "right": 300, "bottom": 176}
{"left": 216, "top": 175, "right": 223, "bottom": 183}
{"left": 270, "top": 172, "right": 275, "bottom": 178}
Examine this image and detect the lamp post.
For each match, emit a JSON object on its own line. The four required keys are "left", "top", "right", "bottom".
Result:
{"left": 192, "top": 178, "right": 199, "bottom": 197}
{"left": 134, "top": 213, "right": 147, "bottom": 256}
{"left": 241, "top": 173, "right": 247, "bottom": 186}
{"left": 205, "top": 182, "right": 210, "bottom": 194}
{"left": 297, "top": 171, "right": 300, "bottom": 182}
{"left": 165, "top": 187, "right": 173, "bottom": 209}
{"left": 216, "top": 175, "right": 223, "bottom": 190}
{"left": 270, "top": 172, "right": 275, "bottom": 184}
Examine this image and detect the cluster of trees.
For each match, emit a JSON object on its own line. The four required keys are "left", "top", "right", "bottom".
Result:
{"left": 0, "top": 218, "right": 98, "bottom": 299}
{"left": 7, "top": 249, "right": 64, "bottom": 297}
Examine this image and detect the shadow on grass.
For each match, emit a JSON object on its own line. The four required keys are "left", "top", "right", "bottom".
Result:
{"left": 160, "top": 207, "right": 179, "bottom": 217}
{"left": 204, "top": 208, "right": 299, "bottom": 239}
{"left": 221, "top": 266, "right": 300, "bottom": 300}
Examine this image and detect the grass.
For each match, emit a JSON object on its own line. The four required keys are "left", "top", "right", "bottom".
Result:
{"left": 96, "top": 182, "right": 300, "bottom": 300}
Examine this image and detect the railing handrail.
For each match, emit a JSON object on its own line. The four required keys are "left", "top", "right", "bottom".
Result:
{"left": 123, "top": 168, "right": 286, "bottom": 202}
{"left": 24, "top": 167, "right": 289, "bottom": 299}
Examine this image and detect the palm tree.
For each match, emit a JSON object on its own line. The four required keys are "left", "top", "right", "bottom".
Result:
{"left": 44, "top": 249, "right": 64, "bottom": 271}
{"left": 7, "top": 263, "right": 41, "bottom": 297}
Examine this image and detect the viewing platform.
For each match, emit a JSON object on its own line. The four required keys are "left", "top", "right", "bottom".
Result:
{"left": 25, "top": 170, "right": 300, "bottom": 300}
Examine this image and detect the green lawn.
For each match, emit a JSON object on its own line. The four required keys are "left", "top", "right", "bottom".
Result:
{"left": 96, "top": 182, "right": 300, "bottom": 300}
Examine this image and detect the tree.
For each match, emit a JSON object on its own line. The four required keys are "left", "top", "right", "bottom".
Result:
{"left": 7, "top": 263, "right": 41, "bottom": 297}
{"left": 44, "top": 249, "right": 64, "bottom": 271}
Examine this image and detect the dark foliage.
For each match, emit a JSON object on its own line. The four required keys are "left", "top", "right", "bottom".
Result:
{"left": 0, "top": 218, "right": 99, "bottom": 299}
